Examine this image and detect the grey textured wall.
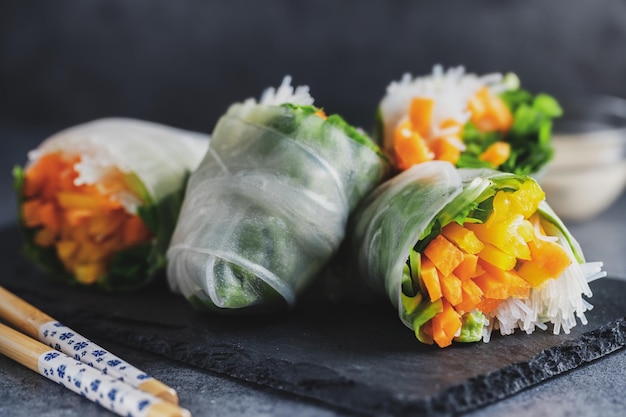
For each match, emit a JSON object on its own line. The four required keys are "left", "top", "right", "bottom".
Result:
{"left": 1, "top": 0, "right": 626, "bottom": 132}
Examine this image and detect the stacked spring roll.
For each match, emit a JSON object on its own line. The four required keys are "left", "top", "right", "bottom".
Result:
{"left": 14, "top": 118, "right": 209, "bottom": 290}
{"left": 348, "top": 161, "right": 605, "bottom": 347}
{"left": 377, "top": 65, "right": 562, "bottom": 175}
{"left": 167, "top": 77, "right": 389, "bottom": 312}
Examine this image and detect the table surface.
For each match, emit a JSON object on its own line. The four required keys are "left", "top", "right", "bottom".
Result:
{"left": 1, "top": 123, "right": 625, "bottom": 417}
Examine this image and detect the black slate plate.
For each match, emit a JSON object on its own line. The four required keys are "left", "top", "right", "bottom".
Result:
{"left": 1, "top": 226, "right": 625, "bottom": 417}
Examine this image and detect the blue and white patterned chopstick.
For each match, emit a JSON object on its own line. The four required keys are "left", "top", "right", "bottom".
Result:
{"left": 0, "top": 286, "right": 178, "bottom": 404}
{"left": 0, "top": 322, "right": 190, "bottom": 417}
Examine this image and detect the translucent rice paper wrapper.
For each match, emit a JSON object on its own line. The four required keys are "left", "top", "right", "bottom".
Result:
{"left": 27, "top": 118, "right": 210, "bottom": 212}
{"left": 348, "top": 161, "right": 603, "bottom": 339}
{"left": 16, "top": 118, "right": 210, "bottom": 290}
{"left": 349, "top": 162, "right": 463, "bottom": 307}
{"left": 167, "top": 102, "right": 389, "bottom": 312}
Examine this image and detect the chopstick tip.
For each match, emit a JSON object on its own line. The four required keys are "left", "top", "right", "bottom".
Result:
{"left": 140, "top": 379, "right": 180, "bottom": 405}
{"left": 147, "top": 400, "right": 192, "bottom": 417}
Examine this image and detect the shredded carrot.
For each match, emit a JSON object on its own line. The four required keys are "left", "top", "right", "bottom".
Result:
{"left": 479, "top": 260, "right": 530, "bottom": 299}
{"left": 439, "top": 272, "right": 463, "bottom": 306}
{"left": 431, "top": 138, "right": 461, "bottom": 165}
{"left": 21, "top": 152, "right": 152, "bottom": 284}
{"left": 473, "top": 273, "right": 509, "bottom": 300}
{"left": 34, "top": 229, "right": 56, "bottom": 247}
{"left": 431, "top": 299, "right": 462, "bottom": 348}
{"left": 455, "top": 278, "right": 484, "bottom": 314}
{"left": 22, "top": 200, "right": 43, "bottom": 228}
{"left": 469, "top": 87, "right": 513, "bottom": 133}
{"left": 453, "top": 253, "right": 480, "bottom": 280}
{"left": 423, "top": 235, "right": 465, "bottom": 277}
{"left": 479, "top": 141, "right": 511, "bottom": 167}
{"left": 23, "top": 154, "right": 65, "bottom": 199}
{"left": 421, "top": 321, "right": 434, "bottom": 341}
{"left": 408, "top": 97, "right": 434, "bottom": 137}
{"left": 420, "top": 257, "right": 443, "bottom": 301}
{"left": 314, "top": 109, "right": 327, "bottom": 120}
{"left": 487, "top": 93, "right": 513, "bottom": 131}
{"left": 440, "top": 118, "right": 462, "bottom": 131}
{"left": 38, "top": 202, "right": 60, "bottom": 233}
{"left": 391, "top": 82, "right": 515, "bottom": 174}
{"left": 475, "top": 298, "right": 501, "bottom": 314}
{"left": 123, "top": 216, "right": 152, "bottom": 246}
{"left": 468, "top": 87, "right": 488, "bottom": 121}
{"left": 393, "top": 119, "right": 434, "bottom": 170}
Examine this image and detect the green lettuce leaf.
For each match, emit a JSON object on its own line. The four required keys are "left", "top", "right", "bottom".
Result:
{"left": 455, "top": 311, "right": 487, "bottom": 343}
{"left": 103, "top": 172, "right": 190, "bottom": 291}
{"left": 281, "top": 103, "right": 389, "bottom": 161}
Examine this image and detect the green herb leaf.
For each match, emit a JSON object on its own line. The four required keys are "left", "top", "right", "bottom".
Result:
{"left": 100, "top": 172, "right": 191, "bottom": 291}
{"left": 458, "top": 88, "right": 562, "bottom": 176}
{"left": 412, "top": 298, "right": 443, "bottom": 344}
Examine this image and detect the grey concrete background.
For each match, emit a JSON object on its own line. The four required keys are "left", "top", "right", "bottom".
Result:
{"left": 1, "top": 0, "right": 626, "bottom": 132}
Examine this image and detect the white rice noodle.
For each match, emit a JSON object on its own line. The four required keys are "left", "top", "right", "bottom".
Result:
{"left": 481, "top": 222, "right": 606, "bottom": 343}
{"left": 532, "top": 215, "right": 559, "bottom": 242}
{"left": 380, "top": 65, "right": 510, "bottom": 154}
{"left": 238, "top": 75, "right": 315, "bottom": 118}
{"left": 259, "top": 75, "right": 314, "bottom": 106}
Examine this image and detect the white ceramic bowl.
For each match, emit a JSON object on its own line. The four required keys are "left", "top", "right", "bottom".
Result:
{"left": 539, "top": 95, "right": 626, "bottom": 222}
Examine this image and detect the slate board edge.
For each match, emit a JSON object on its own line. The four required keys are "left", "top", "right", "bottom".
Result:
{"left": 431, "top": 317, "right": 626, "bottom": 416}
{"left": 64, "top": 314, "right": 626, "bottom": 417}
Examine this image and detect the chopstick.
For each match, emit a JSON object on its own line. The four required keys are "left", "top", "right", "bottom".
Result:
{"left": 0, "top": 322, "right": 191, "bottom": 417}
{"left": 0, "top": 286, "right": 178, "bottom": 404}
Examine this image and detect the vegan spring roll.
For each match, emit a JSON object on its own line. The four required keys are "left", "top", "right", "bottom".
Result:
{"left": 349, "top": 161, "right": 605, "bottom": 348}
{"left": 377, "top": 65, "right": 562, "bottom": 175}
{"left": 14, "top": 118, "right": 209, "bottom": 290}
{"left": 167, "top": 77, "right": 389, "bottom": 312}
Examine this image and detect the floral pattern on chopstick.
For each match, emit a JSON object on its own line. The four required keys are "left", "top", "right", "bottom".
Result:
{"left": 38, "top": 349, "right": 156, "bottom": 417}
{"left": 39, "top": 321, "right": 151, "bottom": 385}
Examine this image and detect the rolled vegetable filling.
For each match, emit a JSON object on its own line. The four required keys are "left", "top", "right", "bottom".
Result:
{"left": 20, "top": 153, "right": 151, "bottom": 285}
{"left": 401, "top": 174, "right": 603, "bottom": 348}
{"left": 14, "top": 118, "right": 210, "bottom": 290}
{"left": 167, "top": 77, "right": 388, "bottom": 312}
{"left": 378, "top": 65, "right": 563, "bottom": 175}
{"left": 348, "top": 162, "right": 604, "bottom": 349}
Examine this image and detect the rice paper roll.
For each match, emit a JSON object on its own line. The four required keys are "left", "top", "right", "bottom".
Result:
{"left": 377, "top": 65, "right": 562, "bottom": 175}
{"left": 349, "top": 161, "right": 605, "bottom": 348}
{"left": 14, "top": 118, "right": 210, "bottom": 290}
{"left": 167, "top": 77, "right": 389, "bottom": 312}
